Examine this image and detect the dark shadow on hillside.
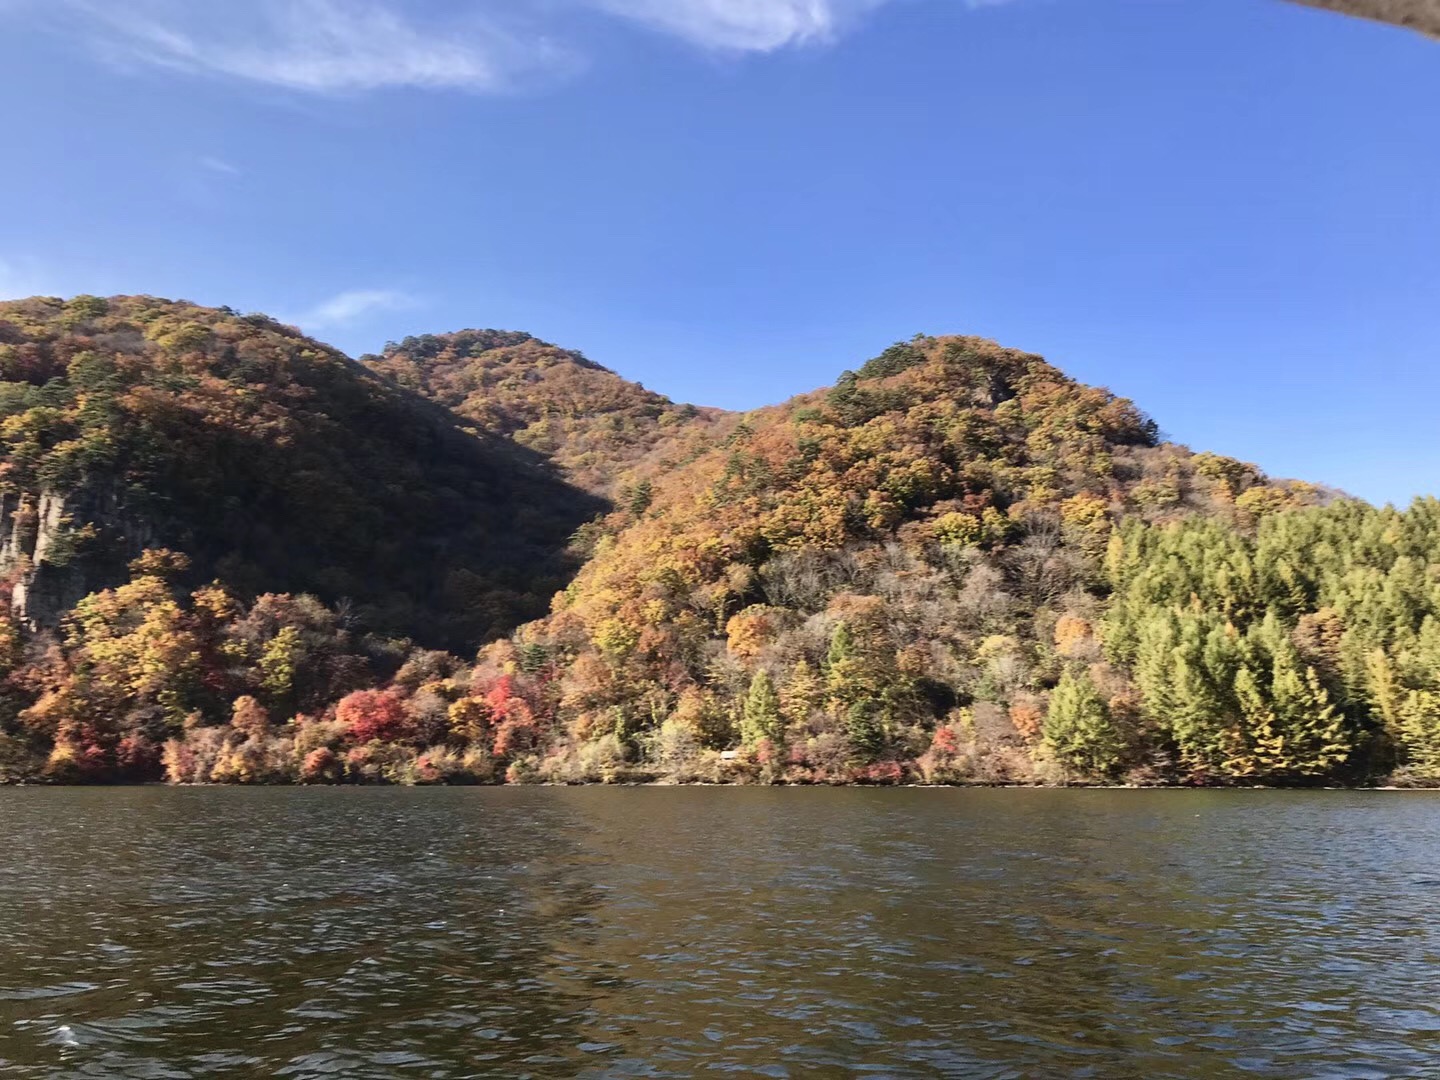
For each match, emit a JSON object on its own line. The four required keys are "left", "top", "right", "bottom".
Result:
{"left": 28, "top": 355, "right": 608, "bottom": 655}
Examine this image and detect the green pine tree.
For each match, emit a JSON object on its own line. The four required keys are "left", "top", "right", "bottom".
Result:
{"left": 827, "top": 622, "right": 855, "bottom": 667}
{"left": 1043, "top": 668, "right": 1124, "bottom": 778}
{"left": 1267, "top": 650, "right": 1352, "bottom": 778}
{"left": 845, "top": 698, "right": 886, "bottom": 763}
{"left": 740, "top": 670, "right": 783, "bottom": 749}
{"left": 1399, "top": 690, "right": 1440, "bottom": 781}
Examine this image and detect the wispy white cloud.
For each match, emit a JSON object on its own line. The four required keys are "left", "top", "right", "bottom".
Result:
{"left": 583, "top": 0, "right": 891, "bottom": 52}
{"left": 290, "top": 289, "right": 419, "bottom": 330}
{"left": 62, "top": 0, "right": 570, "bottom": 94}
{"left": 199, "top": 155, "right": 240, "bottom": 176}
{"left": 9, "top": 0, "right": 965, "bottom": 96}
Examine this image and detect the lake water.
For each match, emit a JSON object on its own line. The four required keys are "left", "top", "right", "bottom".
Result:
{"left": 1, "top": 788, "right": 1438, "bottom": 1078}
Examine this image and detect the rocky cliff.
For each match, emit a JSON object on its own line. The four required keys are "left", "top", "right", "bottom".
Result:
{"left": 0, "top": 487, "right": 155, "bottom": 629}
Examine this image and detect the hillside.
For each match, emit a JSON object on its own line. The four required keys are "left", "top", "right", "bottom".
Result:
{"left": 363, "top": 331, "right": 732, "bottom": 499}
{"left": 507, "top": 335, "right": 1351, "bottom": 784}
{"left": 503, "top": 338, "right": 1440, "bottom": 789}
{"left": 0, "top": 296, "right": 602, "bottom": 650}
{"left": 2, "top": 308, "right": 1438, "bottom": 789}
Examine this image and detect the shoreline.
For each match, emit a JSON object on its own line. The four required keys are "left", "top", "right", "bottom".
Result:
{"left": 2, "top": 779, "right": 1435, "bottom": 791}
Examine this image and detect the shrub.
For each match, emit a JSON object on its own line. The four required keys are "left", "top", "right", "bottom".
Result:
{"left": 337, "top": 689, "right": 410, "bottom": 744}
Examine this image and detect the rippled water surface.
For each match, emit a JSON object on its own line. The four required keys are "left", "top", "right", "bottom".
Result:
{"left": 2, "top": 788, "right": 1439, "bottom": 1077}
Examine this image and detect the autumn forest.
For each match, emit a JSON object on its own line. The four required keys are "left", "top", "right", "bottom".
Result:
{"left": 0, "top": 294, "right": 1436, "bottom": 788}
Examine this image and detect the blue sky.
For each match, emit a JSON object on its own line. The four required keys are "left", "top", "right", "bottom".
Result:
{"left": 1, "top": 0, "right": 1437, "bottom": 506}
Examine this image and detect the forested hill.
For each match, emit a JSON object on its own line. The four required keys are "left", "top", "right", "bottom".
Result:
{"left": 0, "top": 296, "right": 603, "bottom": 650}
{"left": 511, "top": 335, "right": 1361, "bottom": 785}
{"left": 362, "top": 331, "right": 733, "bottom": 499}
{"left": 1, "top": 300, "right": 1438, "bottom": 789}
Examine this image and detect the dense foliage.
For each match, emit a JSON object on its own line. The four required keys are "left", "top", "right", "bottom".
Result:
{"left": 0, "top": 547, "right": 533, "bottom": 785}
{"left": 498, "top": 335, "right": 1328, "bottom": 785}
{"left": 1102, "top": 501, "right": 1440, "bottom": 783}
{"left": 362, "top": 331, "right": 730, "bottom": 499}
{"left": 0, "top": 296, "right": 600, "bottom": 649}
{"left": 1, "top": 307, "right": 1434, "bottom": 788}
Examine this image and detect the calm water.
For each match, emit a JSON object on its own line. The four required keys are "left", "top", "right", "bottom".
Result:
{"left": 1, "top": 788, "right": 1439, "bottom": 1078}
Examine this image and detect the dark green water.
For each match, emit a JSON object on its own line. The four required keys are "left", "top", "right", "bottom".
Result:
{"left": 1, "top": 788, "right": 1438, "bottom": 1078}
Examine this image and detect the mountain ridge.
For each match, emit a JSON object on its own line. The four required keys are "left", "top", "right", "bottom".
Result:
{"left": 0, "top": 294, "right": 1436, "bottom": 790}
{"left": 0, "top": 295, "right": 603, "bottom": 649}
{"left": 359, "top": 328, "right": 736, "bottom": 500}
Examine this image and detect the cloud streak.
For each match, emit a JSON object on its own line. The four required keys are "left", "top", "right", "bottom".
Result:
{"left": 584, "top": 0, "right": 891, "bottom": 51}
{"left": 199, "top": 156, "right": 240, "bottom": 176}
{"left": 290, "top": 289, "right": 419, "bottom": 331}
{"left": 64, "top": 0, "right": 569, "bottom": 94}
{"left": 14, "top": 0, "right": 924, "bottom": 95}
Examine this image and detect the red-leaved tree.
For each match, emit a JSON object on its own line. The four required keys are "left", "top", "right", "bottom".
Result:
{"left": 337, "top": 689, "right": 410, "bottom": 744}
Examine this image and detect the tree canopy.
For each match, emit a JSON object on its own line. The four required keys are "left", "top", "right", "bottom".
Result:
{"left": 2, "top": 305, "right": 1431, "bottom": 789}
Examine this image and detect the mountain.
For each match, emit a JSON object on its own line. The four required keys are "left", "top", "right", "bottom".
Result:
{"left": 507, "top": 335, "right": 1346, "bottom": 784}
{"left": 1, "top": 302, "right": 1438, "bottom": 789}
{"left": 503, "top": 338, "right": 1440, "bottom": 790}
{"left": 362, "top": 331, "right": 732, "bottom": 499}
{"left": 0, "top": 296, "right": 602, "bottom": 650}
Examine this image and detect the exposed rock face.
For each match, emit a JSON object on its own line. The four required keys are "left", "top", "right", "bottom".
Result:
{"left": 1288, "top": 0, "right": 1440, "bottom": 36}
{"left": 0, "top": 488, "right": 151, "bottom": 630}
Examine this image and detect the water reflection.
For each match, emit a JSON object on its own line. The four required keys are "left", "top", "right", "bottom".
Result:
{"left": 0, "top": 788, "right": 606, "bottom": 1077}
{"left": 2, "top": 788, "right": 1439, "bottom": 1077}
